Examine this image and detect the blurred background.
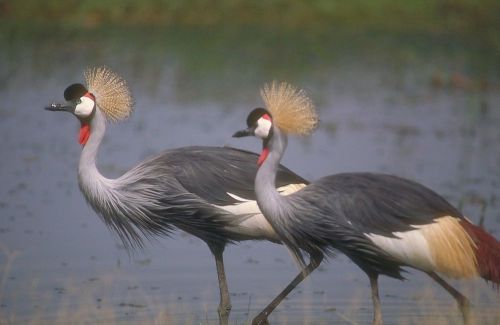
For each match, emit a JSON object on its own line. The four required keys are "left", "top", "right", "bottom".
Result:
{"left": 1, "top": 1, "right": 499, "bottom": 324}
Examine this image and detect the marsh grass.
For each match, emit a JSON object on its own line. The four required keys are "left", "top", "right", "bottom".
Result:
{"left": 396, "top": 283, "right": 500, "bottom": 325}
{"left": 0, "top": 263, "right": 203, "bottom": 324}
{"left": 1, "top": 240, "right": 499, "bottom": 324}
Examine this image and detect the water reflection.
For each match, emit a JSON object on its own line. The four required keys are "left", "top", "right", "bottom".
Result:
{"left": 0, "top": 26, "right": 499, "bottom": 323}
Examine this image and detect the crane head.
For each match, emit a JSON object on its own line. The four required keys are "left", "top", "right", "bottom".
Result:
{"left": 233, "top": 81, "right": 317, "bottom": 166}
{"left": 233, "top": 81, "right": 318, "bottom": 138}
{"left": 232, "top": 107, "right": 273, "bottom": 140}
{"left": 233, "top": 107, "right": 273, "bottom": 166}
{"left": 45, "top": 83, "right": 96, "bottom": 145}
{"left": 260, "top": 81, "right": 317, "bottom": 136}
{"left": 45, "top": 66, "right": 133, "bottom": 122}
{"left": 45, "top": 66, "right": 133, "bottom": 146}
{"left": 45, "top": 83, "right": 96, "bottom": 118}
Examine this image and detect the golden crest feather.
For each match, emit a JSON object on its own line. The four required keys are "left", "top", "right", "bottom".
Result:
{"left": 84, "top": 66, "right": 134, "bottom": 122}
{"left": 260, "top": 81, "right": 318, "bottom": 135}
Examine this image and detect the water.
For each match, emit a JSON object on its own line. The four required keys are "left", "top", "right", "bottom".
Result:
{"left": 1, "top": 26, "right": 499, "bottom": 324}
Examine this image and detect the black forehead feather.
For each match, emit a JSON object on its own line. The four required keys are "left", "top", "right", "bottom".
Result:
{"left": 246, "top": 107, "right": 271, "bottom": 127}
{"left": 64, "top": 83, "right": 88, "bottom": 101}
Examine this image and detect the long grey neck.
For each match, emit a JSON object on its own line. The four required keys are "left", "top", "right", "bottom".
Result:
{"left": 255, "top": 127, "right": 308, "bottom": 266}
{"left": 76, "top": 108, "right": 180, "bottom": 249}
{"left": 255, "top": 127, "right": 289, "bottom": 224}
{"left": 78, "top": 108, "right": 112, "bottom": 189}
{"left": 76, "top": 108, "right": 143, "bottom": 248}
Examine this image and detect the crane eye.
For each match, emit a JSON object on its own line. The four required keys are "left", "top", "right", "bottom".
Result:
{"left": 76, "top": 99, "right": 82, "bottom": 104}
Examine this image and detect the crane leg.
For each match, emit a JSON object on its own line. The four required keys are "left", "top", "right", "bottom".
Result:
{"left": 251, "top": 251, "right": 324, "bottom": 325}
{"left": 368, "top": 273, "right": 383, "bottom": 325}
{"left": 209, "top": 243, "right": 231, "bottom": 325}
{"left": 426, "top": 271, "right": 472, "bottom": 325}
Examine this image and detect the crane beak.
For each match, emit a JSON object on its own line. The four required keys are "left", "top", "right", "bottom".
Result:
{"left": 232, "top": 127, "right": 255, "bottom": 138}
{"left": 45, "top": 102, "right": 76, "bottom": 113}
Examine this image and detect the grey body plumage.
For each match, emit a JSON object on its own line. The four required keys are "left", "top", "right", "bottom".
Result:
{"left": 79, "top": 111, "right": 305, "bottom": 249}
{"left": 250, "top": 123, "right": 475, "bottom": 324}
{"left": 233, "top": 83, "right": 499, "bottom": 324}
{"left": 256, "top": 129, "right": 463, "bottom": 278}
{"left": 46, "top": 68, "right": 309, "bottom": 325}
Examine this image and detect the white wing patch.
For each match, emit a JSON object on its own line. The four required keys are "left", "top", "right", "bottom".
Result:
{"left": 212, "top": 183, "right": 306, "bottom": 241}
{"left": 214, "top": 198, "right": 277, "bottom": 240}
{"left": 277, "top": 183, "right": 306, "bottom": 195}
{"left": 227, "top": 192, "right": 252, "bottom": 202}
{"left": 365, "top": 226, "right": 436, "bottom": 271}
{"left": 366, "top": 216, "right": 479, "bottom": 277}
{"left": 217, "top": 197, "right": 260, "bottom": 216}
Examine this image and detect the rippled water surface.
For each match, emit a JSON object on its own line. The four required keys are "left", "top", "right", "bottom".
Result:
{"left": 1, "top": 26, "right": 499, "bottom": 324}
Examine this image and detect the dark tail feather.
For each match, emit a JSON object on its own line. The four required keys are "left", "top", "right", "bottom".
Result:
{"left": 460, "top": 220, "right": 500, "bottom": 286}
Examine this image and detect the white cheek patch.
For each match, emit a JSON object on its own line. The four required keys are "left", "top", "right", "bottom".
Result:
{"left": 74, "top": 96, "right": 95, "bottom": 117}
{"left": 255, "top": 117, "right": 272, "bottom": 139}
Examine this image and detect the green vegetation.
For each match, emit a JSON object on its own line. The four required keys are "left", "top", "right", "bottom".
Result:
{"left": 0, "top": 1, "right": 497, "bottom": 103}
{"left": 0, "top": 21, "right": 498, "bottom": 106}
{"left": 1, "top": 0, "right": 499, "bottom": 35}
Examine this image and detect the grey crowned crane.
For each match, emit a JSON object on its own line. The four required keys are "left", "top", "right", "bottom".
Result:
{"left": 233, "top": 81, "right": 500, "bottom": 325}
{"left": 44, "top": 67, "right": 309, "bottom": 324}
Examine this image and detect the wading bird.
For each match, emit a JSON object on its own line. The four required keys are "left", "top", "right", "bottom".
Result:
{"left": 233, "top": 81, "right": 500, "bottom": 325}
{"left": 44, "top": 67, "right": 309, "bottom": 324}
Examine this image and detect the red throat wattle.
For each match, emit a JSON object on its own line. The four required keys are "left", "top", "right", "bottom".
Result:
{"left": 257, "top": 147, "right": 269, "bottom": 166}
{"left": 79, "top": 123, "right": 91, "bottom": 145}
